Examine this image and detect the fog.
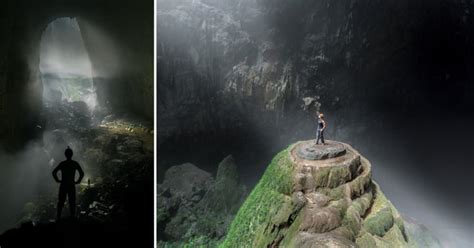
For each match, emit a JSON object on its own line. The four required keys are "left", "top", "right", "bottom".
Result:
{"left": 0, "top": 139, "right": 56, "bottom": 232}
{"left": 0, "top": 18, "right": 98, "bottom": 233}
{"left": 40, "top": 18, "right": 93, "bottom": 78}
{"left": 40, "top": 18, "right": 98, "bottom": 111}
{"left": 333, "top": 110, "right": 474, "bottom": 247}
{"left": 0, "top": 128, "right": 96, "bottom": 232}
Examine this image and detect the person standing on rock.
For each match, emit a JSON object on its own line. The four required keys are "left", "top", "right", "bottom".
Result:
{"left": 52, "top": 146, "right": 84, "bottom": 220}
{"left": 316, "top": 112, "right": 326, "bottom": 145}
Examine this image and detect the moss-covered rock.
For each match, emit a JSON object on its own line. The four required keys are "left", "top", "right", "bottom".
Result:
{"left": 382, "top": 224, "right": 407, "bottom": 246}
{"left": 356, "top": 231, "right": 378, "bottom": 247}
{"left": 221, "top": 141, "right": 414, "bottom": 247}
{"left": 363, "top": 207, "right": 394, "bottom": 237}
{"left": 220, "top": 146, "right": 296, "bottom": 247}
{"left": 199, "top": 155, "right": 246, "bottom": 214}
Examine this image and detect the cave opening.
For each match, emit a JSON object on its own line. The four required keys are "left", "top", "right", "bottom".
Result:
{"left": 39, "top": 17, "right": 97, "bottom": 113}
{"left": 0, "top": 1, "right": 154, "bottom": 245}
{"left": 0, "top": 12, "right": 154, "bottom": 235}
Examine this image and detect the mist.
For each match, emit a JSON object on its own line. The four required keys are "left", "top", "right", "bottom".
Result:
{"left": 40, "top": 18, "right": 93, "bottom": 78}
{"left": 157, "top": 0, "right": 474, "bottom": 246}
{"left": 40, "top": 18, "right": 98, "bottom": 111}
{"left": 0, "top": 128, "right": 96, "bottom": 232}
{"left": 0, "top": 141, "right": 53, "bottom": 232}
{"left": 333, "top": 109, "right": 474, "bottom": 247}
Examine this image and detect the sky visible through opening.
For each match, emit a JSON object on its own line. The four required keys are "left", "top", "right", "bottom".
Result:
{"left": 40, "top": 17, "right": 97, "bottom": 111}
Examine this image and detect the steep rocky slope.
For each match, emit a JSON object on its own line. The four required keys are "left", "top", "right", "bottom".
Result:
{"left": 221, "top": 141, "right": 439, "bottom": 247}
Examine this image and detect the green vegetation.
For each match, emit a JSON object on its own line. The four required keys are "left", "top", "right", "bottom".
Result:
{"left": 356, "top": 232, "right": 377, "bottom": 247}
{"left": 158, "top": 236, "right": 222, "bottom": 248}
{"left": 217, "top": 143, "right": 415, "bottom": 247}
{"left": 220, "top": 146, "right": 296, "bottom": 248}
{"left": 364, "top": 207, "right": 394, "bottom": 236}
{"left": 356, "top": 182, "right": 409, "bottom": 245}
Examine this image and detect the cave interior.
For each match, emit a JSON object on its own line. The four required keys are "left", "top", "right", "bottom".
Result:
{"left": 0, "top": 0, "right": 154, "bottom": 247}
{"left": 157, "top": 0, "right": 474, "bottom": 246}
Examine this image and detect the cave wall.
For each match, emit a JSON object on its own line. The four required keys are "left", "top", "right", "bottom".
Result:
{"left": 0, "top": 0, "right": 153, "bottom": 150}
{"left": 78, "top": 2, "right": 154, "bottom": 119}
{"left": 157, "top": 0, "right": 474, "bottom": 164}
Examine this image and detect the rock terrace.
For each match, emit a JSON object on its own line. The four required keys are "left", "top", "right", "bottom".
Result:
{"left": 295, "top": 140, "right": 347, "bottom": 161}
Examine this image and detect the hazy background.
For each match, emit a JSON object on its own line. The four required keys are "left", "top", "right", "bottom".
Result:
{"left": 40, "top": 18, "right": 93, "bottom": 77}
{"left": 158, "top": 0, "right": 474, "bottom": 246}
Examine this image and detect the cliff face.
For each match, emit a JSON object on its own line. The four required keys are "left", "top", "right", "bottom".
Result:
{"left": 157, "top": 0, "right": 474, "bottom": 173}
{"left": 221, "top": 141, "right": 440, "bottom": 247}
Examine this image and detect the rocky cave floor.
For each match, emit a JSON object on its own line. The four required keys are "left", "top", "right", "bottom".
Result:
{"left": 0, "top": 100, "right": 154, "bottom": 247}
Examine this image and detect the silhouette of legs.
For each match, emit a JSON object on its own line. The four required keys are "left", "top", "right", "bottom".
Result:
{"left": 57, "top": 184, "right": 76, "bottom": 220}
{"left": 68, "top": 186, "right": 76, "bottom": 217}
{"left": 57, "top": 185, "right": 67, "bottom": 220}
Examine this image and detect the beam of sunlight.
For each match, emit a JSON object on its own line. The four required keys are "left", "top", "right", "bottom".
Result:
{"left": 40, "top": 17, "right": 97, "bottom": 111}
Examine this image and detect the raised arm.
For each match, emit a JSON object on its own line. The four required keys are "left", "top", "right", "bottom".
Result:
{"left": 75, "top": 163, "right": 85, "bottom": 184}
{"left": 52, "top": 163, "right": 61, "bottom": 183}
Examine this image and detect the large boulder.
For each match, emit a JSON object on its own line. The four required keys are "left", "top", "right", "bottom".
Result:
{"left": 198, "top": 155, "right": 246, "bottom": 214}
{"left": 157, "top": 158, "right": 247, "bottom": 243}
{"left": 160, "top": 163, "right": 214, "bottom": 200}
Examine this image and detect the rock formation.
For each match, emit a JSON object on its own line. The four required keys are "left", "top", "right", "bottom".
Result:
{"left": 221, "top": 140, "right": 440, "bottom": 247}
{"left": 157, "top": 156, "right": 247, "bottom": 246}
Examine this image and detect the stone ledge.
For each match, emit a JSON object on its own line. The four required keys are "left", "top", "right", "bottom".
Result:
{"left": 296, "top": 140, "right": 346, "bottom": 160}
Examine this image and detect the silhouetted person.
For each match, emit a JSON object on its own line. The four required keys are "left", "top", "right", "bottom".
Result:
{"left": 52, "top": 146, "right": 84, "bottom": 220}
{"left": 316, "top": 112, "right": 326, "bottom": 145}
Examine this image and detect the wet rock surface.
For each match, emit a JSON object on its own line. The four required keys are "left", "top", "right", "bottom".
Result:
{"left": 296, "top": 140, "right": 346, "bottom": 160}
